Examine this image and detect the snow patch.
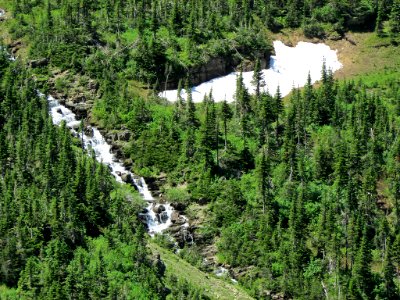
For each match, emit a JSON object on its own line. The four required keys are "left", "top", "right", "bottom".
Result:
{"left": 160, "top": 40, "right": 342, "bottom": 102}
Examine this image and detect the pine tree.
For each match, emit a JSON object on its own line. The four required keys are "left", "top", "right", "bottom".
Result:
{"left": 349, "top": 226, "right": 373, "bottom": 299}
{"left": 274, "top": 86, "right": 283, "bottom": 141}
{"left": 390, "top": 0, "right": 400, "bottom": 34}
{"left": 185, "top": 80, "right": 198, "bottom": 129}
{"left": 220, "top": 99, "right": 232, "bottom": 150}
{"left": 257, "top": 148, "right": 271, "bottom": 215}
{"left": 381, "top": 240, "right": 398, "bottom": 299}
{"left": 376, "top": 0, "right": 384, "bottom": 37}
{"left": 251, "top": 58, "right": 265, "bottom": 99}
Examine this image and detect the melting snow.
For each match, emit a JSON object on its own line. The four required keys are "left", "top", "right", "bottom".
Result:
{"left": 160, "top": 40, "right": 342, "bottom": 102}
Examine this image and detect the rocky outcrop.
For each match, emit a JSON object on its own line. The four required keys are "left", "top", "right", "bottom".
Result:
{"left": 161, "top": 51, "right": 270, "bottom": 90}
{"left": 29, "top": 58, "right": 49, "bottom": 68}
{"left": 10, "top": 41, "right": 22, "bottom": 56}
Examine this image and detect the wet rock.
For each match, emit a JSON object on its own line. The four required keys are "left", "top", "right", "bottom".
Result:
{"left": 123, "top": 158, "right": 133, "bottom": 168}
{"left": 121, "top": 173, "right": 132, "bottom": 183}
{"left": 116, "top": 171, "right": 122, "bottom": 177}
{"left": 170, "top": 202, "right": 186, "bottom": 211}
{"left": 114, "top": 148, "right": 123, "bottom": 159}
{"left": 84, "top": 126, "right": 94, "bottom": 137}
{"left": 160, "top": 211, "right": 169, "bottom": 223}
{"left": 71, "top": 94, "right": 86, "bottom": 104}
{"left": 87, "top": 80, "right": 98, "bottom": 91}
{"left": 175, "top": 217, "right": 187, "bottom": 226}
{"left": 118, "top": 130, "right": 131, "bottom": 141}
{"left": 106, "top": 132, "right": 118, "bottom": 143}
{"left": 152, "top": 205, "right": 166, "bottom": 214}
{"left": 165, "top": 225, "right": 181, "bottom": 234}
{"left": 29, "top": 58, "right": 48, "bottom": 68}
{"left": 56, "top": 108, "right": 62, "bottom": 114}
{"left": 110, "top": 143, "right": 120, "bottom": 153}
{"left": 10, "top": 41, "right": 22, "bottom": 55}
{"left": 170, "top": 211, "right": 180, "bottom": 223}
{"left": 138, "top": 213, "right": 148, "bottom": 224}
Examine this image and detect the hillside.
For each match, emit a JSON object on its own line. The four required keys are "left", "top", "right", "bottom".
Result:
{"left": 1, "top": 0, "right": 400, "bottom": 299}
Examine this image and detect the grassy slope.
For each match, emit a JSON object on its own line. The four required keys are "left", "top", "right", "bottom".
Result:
{"left": 274, "top": 29, "right": 400, "bottom": 84}
{"left": 148, "top": 242, "right": 254, "bottom": 300}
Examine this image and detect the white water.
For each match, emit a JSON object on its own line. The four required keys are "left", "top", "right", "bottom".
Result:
{"left": 45, "top": 94, "right": 186, "bottom": 235}
{"left": 160, "top": 40, "right": 342, "bottom": 102}
{"left": 0, "top": 9, "right": 4, "bottom": 17}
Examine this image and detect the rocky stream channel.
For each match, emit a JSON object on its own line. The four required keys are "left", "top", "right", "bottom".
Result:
{"left": 43, "top": 93, "right": 194, "bottom": 246}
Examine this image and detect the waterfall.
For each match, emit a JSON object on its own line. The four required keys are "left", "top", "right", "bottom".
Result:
{"left": 45, "top": 94, "right": 188, "bottom": 235}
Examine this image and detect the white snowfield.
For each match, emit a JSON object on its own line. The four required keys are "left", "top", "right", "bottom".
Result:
{"left": 160, "top": 40, "right": 342, "bottom": 102}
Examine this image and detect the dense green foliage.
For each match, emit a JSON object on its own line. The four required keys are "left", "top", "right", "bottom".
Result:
{"left": 7, "top": 0, "right": 399, "bottom": 87}
{"left": 0, "top": 49, "right": 212, "bottom": 299}
{"left": 2, "top": 0, "right": 400, "bottom": 299}
{"left": 91, "top": 59, "right": 400, "bottom": 298}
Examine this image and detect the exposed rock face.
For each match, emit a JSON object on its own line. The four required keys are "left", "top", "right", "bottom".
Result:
{"left": 118, "top": 131, "right": 131, "bottom": 141}
{"left": 170, "top": 202, "right": 186, "bottom": 211}
{"left": 161, "top": 52, "right": 270, "bottom": 90}
{"left": 121, "top": 173, "right": 132, "bottom": 184}
{"left": 84, "top": 126, "right": 94, "bottom": 137}
{"left": 152, "top": 204, "right": 166, "bottom": 214}
{"left": 29, "top": 58, "right": 49, "bottom": 68}
{"left": 170, "top": 211, "right": 180, "bottom": 223}
{"left": 10, "top": 41, "right": 22, "bottom": 55}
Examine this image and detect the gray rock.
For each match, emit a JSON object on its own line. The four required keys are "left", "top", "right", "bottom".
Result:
{"left": 118, "top": 130, "right": 131, "bottom": 141}
{"left": 84, "top": 126, "right": 94, "bottom": 137}
{"left": 152, "top": 205, "right": 166, "bottom": 214}
{"left": 160, "top": 211, "right": 169, "bottom": 223}
{"left": 170, "top": 202, "right": 186, "bottom": 211}
{"left": 29, "top": 58, "right": 48, "bottom": 68}
{"left": 170, "top": 211, "right": 180, "bottom": 223}
{"left": 71, "top": 94, "right": 86, "bottom": 104}
{"left": 121, "top": 173, "right": 132, "bottom": 183}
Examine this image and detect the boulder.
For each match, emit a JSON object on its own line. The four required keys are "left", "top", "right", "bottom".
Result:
{"left": 87, "top": 80, "right": 98, "bottom": 91}
{"left": 71, "top": 94, "right": 86, "bottom": 104}
{"left": 165, "top": 225, "right": 181, "bottom": 234}
{"left": 170, "top": 211, "right": 180, "bottom": 223}
{"left": 84, "top": 126, "right": 94, "bottom": 137}
{"left": 152, "top": 205, "right": 166, "bottom": 214}
{"left": 29, "top": 58, "right": 49, "bottom": 68}
{"left": 170, "top": 202, "right": 186, "bottom": 211}
{"left": 160, "top": 211, "right": 169, "bottom": 223}
{"left": 110, "top": 143, "right": 120, "bottom": 153}
{"left": 123, "top": 158, "right": 133, "bottom": 168}
{"left": 175, "top": 217, "right": 187, "bottom": 226}
{"left": 118, "top": 130, "right": 131, "bottom": 141}
{"left": 121, "top": 173, "right": 132, "bottom": 184}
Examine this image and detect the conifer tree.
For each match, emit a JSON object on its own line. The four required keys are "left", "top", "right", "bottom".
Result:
{"left": 251, "top": 58, "right": 265, "bottom": 99}
{"left": 381, "top": 240, "right": 398, "bottom": 298}
{"left": 390, "top": 0, "right": 400, "bottom": 34}
{"left": 349, "top": 227, "right": 373, "bottom": 299}
{"left": 220, "top": 99, "right": 232, "bottom": 150}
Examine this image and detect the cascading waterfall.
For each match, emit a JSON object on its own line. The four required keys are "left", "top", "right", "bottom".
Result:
{"left": 45, "top": 94, "right": 189, "bottom": 235}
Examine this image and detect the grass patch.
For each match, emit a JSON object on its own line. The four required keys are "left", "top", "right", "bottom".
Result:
{"left": 148, "top": 242, "right": 254, "bottom": 300}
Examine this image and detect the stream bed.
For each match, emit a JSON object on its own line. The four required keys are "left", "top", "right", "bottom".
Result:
{"left": 45, "top": 94, "right": 188, "bottom": 235}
